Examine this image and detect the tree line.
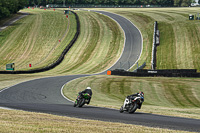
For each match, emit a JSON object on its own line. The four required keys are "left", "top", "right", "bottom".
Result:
{"left": 0, "top": 0, "right": 28, "bottom": 19}
{"left": 0, "top": 0, "right": 195, "bottom": 20}
{"left": 29, "top": 0, "right": 194, "bottom": 7}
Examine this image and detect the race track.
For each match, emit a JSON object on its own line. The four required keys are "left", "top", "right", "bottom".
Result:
{"left": 0, "top": 11, "right": 200, "bottom": 132}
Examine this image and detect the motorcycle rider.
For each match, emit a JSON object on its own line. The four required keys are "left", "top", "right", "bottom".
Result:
{"left": 123, "top": 92, "right": 144, "bottom": 109}
{"left": 78, "top": 87, "right": 92, "bottom": 104}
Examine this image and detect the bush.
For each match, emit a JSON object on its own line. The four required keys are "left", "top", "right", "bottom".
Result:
{"left": 0, "top": 6, "right": 10, "bottom": 19}
{"left": 0, "top": 0, "right": 27, "bottom": 19}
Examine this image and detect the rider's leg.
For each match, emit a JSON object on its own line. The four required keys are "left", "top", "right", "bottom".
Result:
{"left": 138, "top": 103, "right": 142, "bottom": 109}
{"left": 87, "top": 98, "right": 91, "bottom": 104}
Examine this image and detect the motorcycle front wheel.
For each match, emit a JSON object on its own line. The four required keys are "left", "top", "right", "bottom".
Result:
{"left": 73, "top": 101, "right": 77, "bottom": 107}
{"left": 128, "top": 102, "right": 137, "bottom": 113}
{"left": 78, "top": 98, "right": 85, "bottom": 107}
{"left": 119, "top": 106, "right": 124, "bottom": 113}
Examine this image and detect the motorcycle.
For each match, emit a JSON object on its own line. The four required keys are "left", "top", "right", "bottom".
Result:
{"left": 119, "top": 95, "right": 144, "bottom": 113}
{"left": 74, "top": 93, "right": 91, "bottom": 107}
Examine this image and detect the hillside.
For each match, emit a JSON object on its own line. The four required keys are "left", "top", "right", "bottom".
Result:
{"left": 0, "top": 8, "right": 76, "bottom": 71}
{"left": 98, "top": 8, "right": 200, "bottom": 71}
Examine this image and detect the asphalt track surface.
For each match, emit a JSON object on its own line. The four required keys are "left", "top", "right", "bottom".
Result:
{"left": 0, "top": 12, "right": 28, "bottom": 32}
{"left": 0, "top": 11, "right": 200, "bottom": 132}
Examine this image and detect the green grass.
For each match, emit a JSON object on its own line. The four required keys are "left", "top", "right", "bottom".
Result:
{"left": 157, "top": 22, "right": 176, "bottom": 69}
{"left": 0, "top": 13, "right": 22, "bottom": 25}
{"left": 1, "top": 8, "right": 200, "bottom": 72}
{"left": 41, "top": 11, "right": 124, "bottom": 75}
{"left": 0, "top": 8, "right": 76, "bottom": 71}
{"left": 93, "top": 8, "right": 200, "bottom": 71}
{"left": 63, "top": 75, "right": 200, "bottom": 119}
{"left": 1, "top": 7, "right": 200, "bottom": 132}
{"left": 0, "top": 9, "right": 124, "bottom": 74}
{"left": 0, "top": 109, "right": 191, "bottom": 133}
{"left": 0, "top": 74, "right": 49, "bottom": 90}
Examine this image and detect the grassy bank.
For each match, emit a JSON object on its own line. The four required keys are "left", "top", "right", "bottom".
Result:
{"left": 0, "top": 8, "right": 76, "bottom": 71}
{"left": 63, "top": 75, "right": 200, "bottom": 119}
{"left": 0, "top": 109, "right": 191, "bottom": 133}
{"left": 0, "top": 74, "right": 49, "bottom": 90}
{"left": 41, "top": 10, "right": 124, "bottom": 75}
{"left": 93, "top": 8, "right": 200, "bottom": 71}
{"left": 0, "top": 9, "right": 124, "bottom": 75}
{"left": 1, "top": 7, "right": 200, "bottom": 133}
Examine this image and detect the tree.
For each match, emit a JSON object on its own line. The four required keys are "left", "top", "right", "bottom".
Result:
{"left": 18, "top": 0, "right": 28, "bottom": 10}
{"left": 16, "top": 0, "right": 193, "bottom": 7}
{"left": 181, "top": 0, "right": 193, "bottom": 6}
{"left": 0, "top": 6, "right": 10, "bottom": 19}
{"left": 174, "top": 0, "right": 181, "bottom": 6}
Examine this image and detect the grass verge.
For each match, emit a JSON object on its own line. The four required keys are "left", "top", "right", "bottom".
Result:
{"left": 41, "top": 10, "right": 124, "bottom": 75}
{"left": 91, "top": 8, "right": 200, "bottom": 71}
{"left": 0, "top": 8, "right": 76, "bottom": 71}
{"left": 63, "top": 75, "right": 200, "bottom": 119}
{"left": 0, "top": 109, "right": 191, "bottom": 133}
{"left": 0, "top": 74, "right": 49, "bottom": 90}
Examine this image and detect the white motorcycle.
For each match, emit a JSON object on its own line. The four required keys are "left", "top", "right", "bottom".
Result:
{"left": 120, "top": 95, "right": 144, "bottom": 113}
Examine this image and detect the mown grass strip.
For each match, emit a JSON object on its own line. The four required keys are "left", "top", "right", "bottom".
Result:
{"left": 63, "top": 75, "right": 200, "bottom": 119}
{"left": 0, "top": 8, "right": 76, "bottom": 71}
{"left": 0, "top": 109, "right": 190, "bottom": 133}
{"left": 157, "top": 22, "right": 176, "bottom": 69}
{"left": 42, "top": 11, "right": 124, "bottom": 75}
{"left": 96, "top": 8, "right": 200, "bottom": 71}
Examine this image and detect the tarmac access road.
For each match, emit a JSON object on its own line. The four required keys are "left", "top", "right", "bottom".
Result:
{"left": 0, "top": 12, "right": 28, "bottom": 32}
{"left": 0, "top": 11, "right": 200, "bottom": 132}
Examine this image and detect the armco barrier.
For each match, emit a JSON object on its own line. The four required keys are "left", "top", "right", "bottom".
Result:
{"left": 0, "top": 11, "right": 80, "bottom": 74}
{"left": 133, "top": 62, "right": 146, "bottom": 72}
{"left": 151, "top": 21, "right": 158, "bottom": 70}
{"left": 109, "top": 69, "right": 200, "bottom": 77}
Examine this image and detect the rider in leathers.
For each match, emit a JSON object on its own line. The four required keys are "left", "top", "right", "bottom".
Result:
{"left": 123, "top": 92, "right": 144, "bottom": 109}
{"left": 78, "top": 87, "right": 92, "bottom": 104}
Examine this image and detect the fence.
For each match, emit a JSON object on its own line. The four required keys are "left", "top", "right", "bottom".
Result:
{"left": 133, "top": 62, "right": 146, "bottom": 72}
{"left": 151, "top": 21, "right": 160, "bottom": 70}
{"left": 47, "top": 4, "right": 161, "bottom": 8}
{"left": 109, "top": 69, "right": 200, "bottom": 77}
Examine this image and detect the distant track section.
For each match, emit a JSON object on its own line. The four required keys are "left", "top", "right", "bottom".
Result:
{"left": 93, "top": 10, "right": 143, "bottom": 74}
{"left": 0, "top": 12, "right": 28, "bottom": 32}
{"left": 0, "top": 11, "right": 80, "bottom": 74}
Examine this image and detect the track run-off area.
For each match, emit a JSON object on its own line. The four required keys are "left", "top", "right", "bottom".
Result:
{"left": 0, "top": 10, "right": 200, "bottom": 132}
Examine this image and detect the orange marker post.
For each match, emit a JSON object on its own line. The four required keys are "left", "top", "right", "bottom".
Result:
{"left": 107, "top": 71, "right": 111, "bottom": 75}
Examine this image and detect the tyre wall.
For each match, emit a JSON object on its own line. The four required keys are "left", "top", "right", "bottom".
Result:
{"left": 109, "top": 69, "right": 200, "bottom": 77}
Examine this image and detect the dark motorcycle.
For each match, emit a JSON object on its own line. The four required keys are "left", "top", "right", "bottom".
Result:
{"left": 120, "top": 95, "right": 144, "bottom": 113}
{"left": 74, "top": 93, "right": 91, "bottom": 107}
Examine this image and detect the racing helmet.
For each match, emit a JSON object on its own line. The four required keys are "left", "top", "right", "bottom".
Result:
{"left": 86, "top": 87, "right": 91, "bottom": 90}
{"left": 139, "top": 91, "right": 144, "bottom": 97}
